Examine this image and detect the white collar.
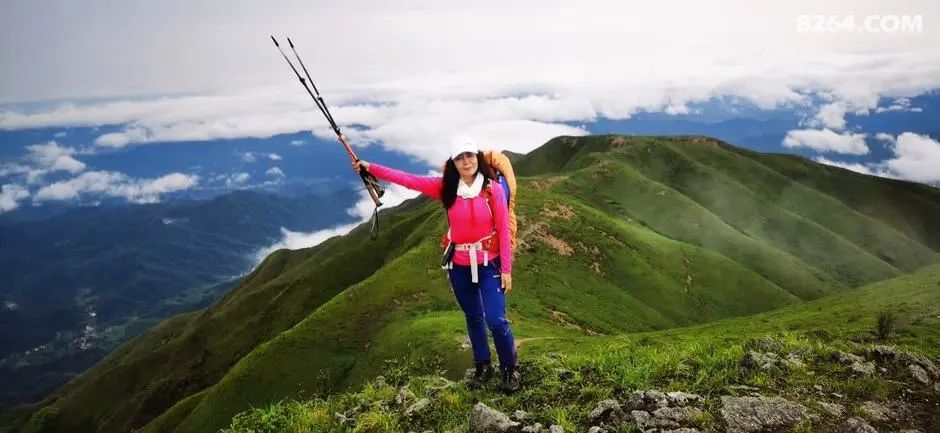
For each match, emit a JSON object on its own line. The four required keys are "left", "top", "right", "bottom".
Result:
{"left": 456, "top": 173, "right": 484, "bottom": 199}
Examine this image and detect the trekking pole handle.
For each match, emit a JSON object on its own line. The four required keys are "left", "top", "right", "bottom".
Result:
{"left": 360, "top": 169, "right": 384, "bottom": 207}
{"left": 345, "top": 137, "right": 383, "bottom": 207}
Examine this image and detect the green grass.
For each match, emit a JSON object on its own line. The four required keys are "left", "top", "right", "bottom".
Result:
{"left": 219, "top": 263, "right": 940, "bottom": 432}
{"left": 6, "top": 135, "right": 938, "bottom": 433}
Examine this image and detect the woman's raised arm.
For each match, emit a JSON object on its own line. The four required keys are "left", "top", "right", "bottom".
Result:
{"left": 356, "top": 161, "right": 443, "bottom": 200}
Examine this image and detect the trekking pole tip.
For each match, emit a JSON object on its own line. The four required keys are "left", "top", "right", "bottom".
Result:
{"left": 287, "top": 37, "right": 295, "bottom": 48}
{"left": 270, "top": 35, "right": 279, "bottom": 46}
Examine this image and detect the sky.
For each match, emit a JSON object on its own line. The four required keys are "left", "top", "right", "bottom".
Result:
{"left": 1, "top": 0, "right": 939, "bottom": 251}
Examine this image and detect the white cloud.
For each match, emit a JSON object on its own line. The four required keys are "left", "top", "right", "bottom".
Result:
{"left": 252, "top": 223, "right": 359, "bottom": 263}
{"left": 0, "top": 141, "right": 87, "bottom": 185}
{"left": 265, "top": 167, "right": 285, "bottom": 178}
{"left": 241, "top": 152, "right": 256, "bottom": 162}
{"left": 882, "top": 133, "right": 940, "bottom": 184}
{"left": 814, "top": 133, "right": 940, "bottom": 185}
{"left": 874, "top": 97, "right": 917, "bottom": 113}
{"left": 94, "top": 126, "right": 150, "bottom": 147}
{"left": 268, "top": 153, "right": 282, "bottom": 161}
{"left": 813, "top": 157, "right": 879, "bottom": 176}
{"left": 289, "top": 139, "right": 305, "bottom": 146}
{"left": 34, "top": 171, "right": 198, "bottom": 203}
{"left": 53, "top": 131, "right": 67, "bottom": 138}
{"left": 26, "top": 141, "right": 86, "bottom": 174}
{"left": 225, "top": 172, "right": 250, "bottom": 187}
{"left": 0, "top": 184, "right": 29, "bottom": 212}
{"left": 782, "top": 129, "right": 869, "bottom": 155}
{"left": 0, "top": 163, "right": 31, "bottom": 178}
{"left": 0, "top": 2, "right": 937, "bottom": 166}
{"left": 346, "top": 182, "right": 419, "bottom": 221}
{"left": 814, "top": 102, "right": 848, "bottom": 130}
{"left": 253, "top": 181, "right": 420, "bottom": 262}
{"left": 874, "top": 133, "right": 896, "bottom": 144}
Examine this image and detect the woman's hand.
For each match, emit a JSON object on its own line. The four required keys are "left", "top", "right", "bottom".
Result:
{"left": 353, "top": 160, "right": 370, "bottom": 174}
{"left": 501, "top": 273, "right": 512, "bottom": 294}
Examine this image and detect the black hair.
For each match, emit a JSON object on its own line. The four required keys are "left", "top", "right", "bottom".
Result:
{"left": 441, "top": 151, "right": 493, "bottom": 210}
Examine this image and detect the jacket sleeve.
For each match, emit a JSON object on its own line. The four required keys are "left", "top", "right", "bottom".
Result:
{"left": 491, "top": 183, "right": 513, "bottom": 274}
{"left": 369, "top": 163, "right": 443, "bottom": 201}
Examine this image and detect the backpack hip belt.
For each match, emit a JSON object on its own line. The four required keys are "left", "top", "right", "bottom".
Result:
{"left": 445, "top": 232, "right": 498, "bottom": 283}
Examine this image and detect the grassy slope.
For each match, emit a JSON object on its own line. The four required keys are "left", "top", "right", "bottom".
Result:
{"left": 221, "top": 263, "right": 940, "bottom": 432}
{"left": 6, "top": 135, "right": 939, "bottom": 433}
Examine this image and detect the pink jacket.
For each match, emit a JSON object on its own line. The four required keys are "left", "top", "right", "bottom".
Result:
{"left": 369, "top": 163, "right": 513, "bottom": 274}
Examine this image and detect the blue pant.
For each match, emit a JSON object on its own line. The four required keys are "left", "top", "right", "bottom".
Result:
{"left": 448, "top": 258, "right": 517, "bottom": 370}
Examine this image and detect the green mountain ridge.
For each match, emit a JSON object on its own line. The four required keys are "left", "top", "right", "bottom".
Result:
{"left": 4, "top": 135, "right": 939, "bottom": 433}
{"left": 219, "top": 261, "right": 940, "bottom": 433}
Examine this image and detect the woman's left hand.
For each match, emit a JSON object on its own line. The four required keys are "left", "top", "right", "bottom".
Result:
{"left": 501, "top": 273, "right": 512, "bottom": 294}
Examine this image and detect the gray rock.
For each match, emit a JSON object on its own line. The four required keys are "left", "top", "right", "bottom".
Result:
{"left": 868, "top": 345, "right": 899, "bottom": 361}
{"left": 859, "top": 401, "right": 891, "bottom": 422}
{"left": 396, "top": 385, "right": 410, "bottom": 406}
{"left": 469, "top": 402, "right": 521, "bottom": 433}
{"left": 631, "top": 410, "right": 651, "bottom": 425}
{"left": 405, "top": 398, "right": 432, "bottom": 417}
{"left": 626, "top": 390, "right": 670, "bottom": 411}
{"left": 909, "top": 364, "right": 930, "bottom": 384}
{"left": 897, "top": 352, "right": 940, "bottom": 377}
{"left": 548, "top": 425, "right": 564, "bottom": 433}
{"left": 586, "top": 427, "right": 605, "bottom": 433}
{"left": 666, "top": 391, "right": 702, "bottom": 407}
{"left": 719, "top": 396, "right": 809, "bottom": 433}
{"left": 817, "top": 401, "right": 846, "bottom": 417}
{"left": 511, "top": 410, "right": 529, "bottom": 422}
{"left": 661, "top": 429, "right": 702, "bottom": 433}
{"left": 832, "top": 351, "right": 865, "bottom": 364}
{"left": 747, "top": 336, "right": 784, "bottom": 353}
{"left": 521, "top": 423, "right": 543, "bottom": 433}
{"left": 742, "top": 351, "right": 780, "bottom": 370}
{"left": 850, "top": 361, "right": 876, "bottom": 376}
{"left": 647, "top": 390, "right": 671, "bottom": 409}
{"left": 784, "top": 353, "right": 806, "bottom": 369}
{"left": 427, "top": 378, "right": 457, "bottom": 397}
{"left": 837, "top": 417, "right": 877, "bottom": 433}
{"left": 588, "top": 399, "right": 625, "bottom": 425}
{"left": 898, "top": 430, "right": 922, "bottom": 433}
{"left": 639, "top": 406, "right": 702, "bottom": 429}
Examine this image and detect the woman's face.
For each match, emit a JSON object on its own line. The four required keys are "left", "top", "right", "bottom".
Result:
{"left": 454, "top": 152, "right": 478, "bottom": 179}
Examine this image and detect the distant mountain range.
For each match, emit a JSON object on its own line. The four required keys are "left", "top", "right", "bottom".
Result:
{"left": 0, "top": 188, "right": 358, "bottom": 409}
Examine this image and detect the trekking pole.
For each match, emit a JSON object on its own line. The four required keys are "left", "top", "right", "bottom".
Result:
{"left": 271, "top": 36, "right": 384, "bottom": 239}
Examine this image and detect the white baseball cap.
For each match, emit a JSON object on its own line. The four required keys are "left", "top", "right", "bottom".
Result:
{"left": 449, "top": 135, "right": 479, "bottom": 160}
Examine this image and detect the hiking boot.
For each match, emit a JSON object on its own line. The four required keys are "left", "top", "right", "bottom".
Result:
{"left": 500, "top": 365, "right": 521, "bottom": 393}
{"left": 467, "top": 362, "right": 493, "bottom": 389}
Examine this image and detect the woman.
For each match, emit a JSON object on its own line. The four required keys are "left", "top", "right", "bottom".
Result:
{"left": 355, "top": 136, "right": 520, "bottom": 393}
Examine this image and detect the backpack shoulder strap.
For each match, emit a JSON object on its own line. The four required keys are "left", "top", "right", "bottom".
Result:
{"left": 483, "top": 184, "right": 495, "bottom": 221}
